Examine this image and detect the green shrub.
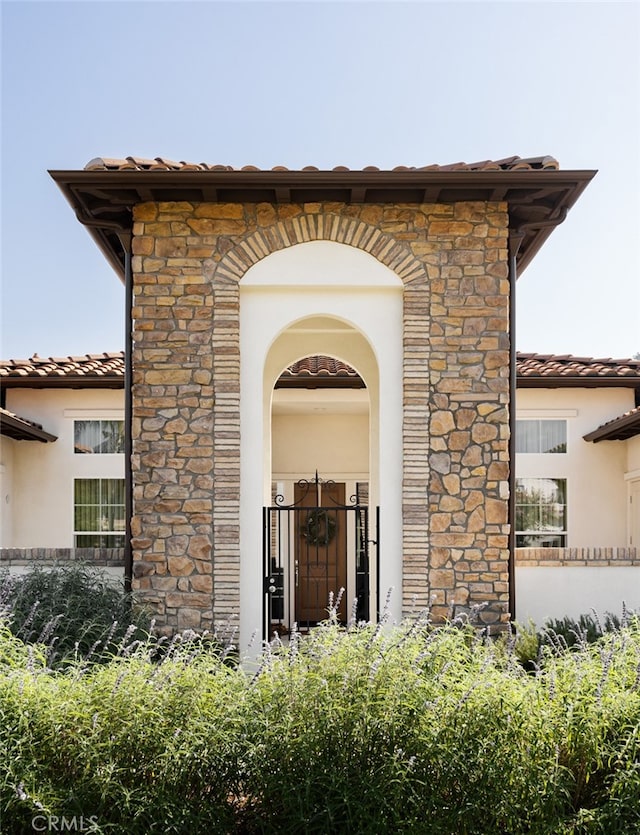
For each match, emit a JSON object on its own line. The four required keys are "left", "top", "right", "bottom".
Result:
{"left": 243, "top": 620, "right": 567, "bottom": 833}
{"left": 0, "top": 634, "right": 248, "bottom": 833}
{"left": 506, "top": 610, "right": 636, "bottom": 674}
{"left": 507, "top": 617, "right": 542, "bottom": 670}
{"left": 1, "top": 613, "right": 640, "bottom": 833}
{"left": 543, "top": 611, "right": 626, "bottom": 651}
{"left": 0, "top": 563, "right": 150, "bottom": 667}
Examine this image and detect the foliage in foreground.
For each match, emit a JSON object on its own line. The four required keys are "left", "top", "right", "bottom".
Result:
{"left": 1, "top": 612, "right": 640, "bottom": 834}
{"left": 512, "top": 609, "right": 634, "bottom": 671}
{"left": 0, "top": 563, "right": 150, "bottom": 667}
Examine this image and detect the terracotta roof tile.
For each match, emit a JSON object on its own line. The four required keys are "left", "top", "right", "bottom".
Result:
{"left": 2, "top": 352, "right": 638, "bottom": 388}
{"left": 83, "top": 155, "right": 560, "bottom": 174}
{"left": 284, "top": 357, "right": 361, "bottom": 378}
{"left": 0, "top": 407, "right": 57, "bottom": 442}
{"left": 516, "top": 353, "right": 640, "bottom": 380}
{"left": 584, "top": 406, "right": 640, "bottom": 443}
{"left": 0, "top": 352, "right": 125, "bottom": 386}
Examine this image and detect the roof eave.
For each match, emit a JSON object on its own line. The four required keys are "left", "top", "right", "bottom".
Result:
{"left": 516, "top": 377, "right": 640, "bottom": 389}
{"left": 0, "top": 414, "right": 58, "bottom": 442}
{"left": 275, "top": 377, "right": 367, "bottom": 390}
{"left": 1, "top": 377, "right": 124, "bottom": 390}
{"left": 49, "top": 168, "right": 597, "bottom": 281}
{"left": 583, "top": 413, "right": 640, "bottom": 443}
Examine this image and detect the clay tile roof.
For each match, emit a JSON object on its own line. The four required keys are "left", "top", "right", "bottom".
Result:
{"left": 583, "top": 406, "right": 640, "bottom": 443}
{"left": 0, "top": 407, "right": 57, "bottom": 442}
{"left": 277, "top": 356, "right": 365, "bottom": 388}
{"left": 516, "top": 353, "right": 640, "bottom": 386}
{"left": 82, "top": 154, "right": 561, "bottom": 174}
{"left": 287, "top": 357, "right": 361, "bottom": 377}
{"left": 0, "top": 352, "right": 125, "bottom": 388}
{"left": 2, "top": 351, "right": 638, "bottom": 390}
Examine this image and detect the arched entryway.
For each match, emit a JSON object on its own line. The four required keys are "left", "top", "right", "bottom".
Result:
{"left": 267, "top": 338, "right": 374, "bottom": 635}
{"left": 239, "top": 242, "right": 404, "bottom": 649}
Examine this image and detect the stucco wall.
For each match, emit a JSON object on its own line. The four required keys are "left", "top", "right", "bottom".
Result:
{"left": 1, "top": 389, "right": 124, "bottom": 547}
{"left": 272, "top": 412, "right": 369, "bottom": 476}
{"left": 627, "top": 435, "right": 640, "bottom": 473}
{"left": 516, "top": 565, "right": 640, "bottom": 625}
{"left": 516, "top": 387, "right": 634, "bottom": 547}
{"left": 0, "top": 438, "right": 15, "bottom": 544}
{"left": 240, "top": 244, "right": 403, "bottom": 646}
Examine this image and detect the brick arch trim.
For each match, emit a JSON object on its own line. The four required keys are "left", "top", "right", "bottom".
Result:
{"left": 207, "top": 213, "right": 427, "bottom": 287}
{"left": 208, "top": 209, "right": 432, "bottom": 631}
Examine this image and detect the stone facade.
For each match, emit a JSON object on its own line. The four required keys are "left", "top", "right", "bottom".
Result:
{"left": 130, "top": 199, "right": 510, "bottom": 632}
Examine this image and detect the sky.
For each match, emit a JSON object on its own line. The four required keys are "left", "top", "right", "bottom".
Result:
{"left": 1, "top": 0, "right": 639, "bottom": 362}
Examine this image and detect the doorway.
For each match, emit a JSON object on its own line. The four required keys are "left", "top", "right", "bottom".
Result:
{"left": 263, "top": 473, "right": 376, "bottom": 639}
{"left": 295, "top": 479, "right": 347, "bottom": 624}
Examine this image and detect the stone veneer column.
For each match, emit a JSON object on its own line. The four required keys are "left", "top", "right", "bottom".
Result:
{"left": 425, "top": 203, "right": 510, "bottom": 625}
{"left": 130, "top": 200, "right": 509, "bottom": 634}
{"left": 130, "top": 201, "right": 217, "bottom": 633}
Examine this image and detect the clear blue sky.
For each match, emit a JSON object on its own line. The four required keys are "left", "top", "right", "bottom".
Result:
{"left": 2, "top": 0, "right": 639, "bottom": 360}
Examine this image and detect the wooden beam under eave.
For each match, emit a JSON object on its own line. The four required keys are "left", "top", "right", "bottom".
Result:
{"left": 490, "top": 186, "right": 508, "bottom": 201}
{"left": 201, "top": 187, "right": 219, "bottom": 201}
{"left": 421, "top": 186, "right": 441, "bottom": 202}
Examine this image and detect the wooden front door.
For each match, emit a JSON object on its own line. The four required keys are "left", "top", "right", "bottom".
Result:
{"left": 295, "top": 481, "right": 347, "bottom": 624}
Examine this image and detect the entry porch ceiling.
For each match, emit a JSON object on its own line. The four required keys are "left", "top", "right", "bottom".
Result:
{"left": 49, "top": 160, "right": 596, "bottom": 281}
{"left": 272, "top": 389, "right": 369, "bottom": 416}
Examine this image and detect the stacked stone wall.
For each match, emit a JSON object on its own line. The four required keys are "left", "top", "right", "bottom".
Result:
{"left": 130, "top": 200, "right": 510, "bottom": 632}
{"left": 425, "top": 203, "right": 510, "bottom": 624}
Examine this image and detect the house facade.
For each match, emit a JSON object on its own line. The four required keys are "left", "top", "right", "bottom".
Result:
{"left": 0, "top": 355, "right": 125, "bottom": 580}
{"left": 2, "top": 351, "right": 640, "bottom": 630}
{"left": 5, "top": 156, "right": 598, "bottom": 644}
{"left": 514, "top": 354, "right": 640, "bottom": 624}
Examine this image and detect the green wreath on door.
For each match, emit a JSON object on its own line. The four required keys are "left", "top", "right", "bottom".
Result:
{"left": 301, "top": 509, "right": 337, "bottom": 546}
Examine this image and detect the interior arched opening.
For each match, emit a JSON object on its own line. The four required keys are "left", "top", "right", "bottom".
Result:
{"left": 270, "top": 351, "right": 371, "bottom": 632}
{"left": 239, "top": 242, "right": 403, "bottom": 650}
{"left": 263, "top": 316, "right": 376, "bottom": 634}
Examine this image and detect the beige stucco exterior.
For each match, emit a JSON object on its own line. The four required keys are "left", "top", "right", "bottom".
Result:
{"left": 0, "top": 389, "right": 124, "bottom": 548}
{"left": 272, "top": 408, "right": 369, "bottom": 477}
{"left": 516, "top": 387, "right": 635, "bottom": 547}
{"left": 238, "top": 242, "right": 404, "bottom": 645}
{"left": 516, "top": 565, "right": 640, "bottom": 625}
{"left": 0, "top": 438, "right": 14, "bottom": 545}
{"left": 628, "top": 437, "right": 640, "bottom": 474}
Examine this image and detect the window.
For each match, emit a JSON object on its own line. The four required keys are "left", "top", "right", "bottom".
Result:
{"left": 515, "top": 478, "right": 567, "bottom": 547}
{"left": 74, "top": 479, "right": 125, "bottom": 547}
{"left": 74, "top": 420, "right": 124, "bottom": 454}
{"left": 516, "top": 419, "right": 566, "bottom": 454}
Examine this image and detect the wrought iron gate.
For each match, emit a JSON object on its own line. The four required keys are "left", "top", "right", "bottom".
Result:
{"left": 262, "top": 473, "right": 379, "bottom": 641}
